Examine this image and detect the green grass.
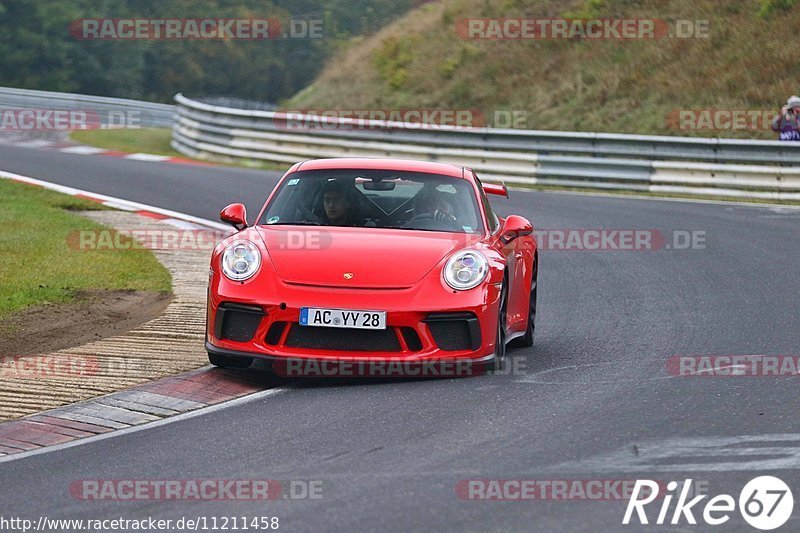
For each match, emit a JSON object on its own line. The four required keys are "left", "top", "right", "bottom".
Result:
{"left": 70, "top": 128, "right": 182, "bottom": 157}
{"left": 0, "top": 179, "right": 172, "bottom": 321}
{"left": 70, "top": 128, "right": 286, "bottom": 171}
{"left": 286, "top": 0, "right": 800, "bottom": 139}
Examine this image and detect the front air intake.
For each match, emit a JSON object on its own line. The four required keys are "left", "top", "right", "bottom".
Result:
{"left": 284, "top": 325, "right": 402, "bottom": 352}
{"left": 423, "top": 312, "right": 481, "bottom": 351}
{"left": 214, "top": 303, "right": 265, "bottom": 342}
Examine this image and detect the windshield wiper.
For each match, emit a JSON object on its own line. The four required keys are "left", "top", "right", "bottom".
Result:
{"left": 262, "top": 221, "right": 321, "bottom": 226}
{"left": 382, "top": 226, "right": 452, "bottom": 233}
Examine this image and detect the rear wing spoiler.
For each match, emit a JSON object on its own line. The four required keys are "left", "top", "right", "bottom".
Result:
{"left": 482, "top": 182, "right": 508, "bottom": 198}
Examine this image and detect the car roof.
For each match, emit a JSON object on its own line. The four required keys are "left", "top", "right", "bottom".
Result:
{"left": 295, "top": 158, "right": 467, "bottom": 179}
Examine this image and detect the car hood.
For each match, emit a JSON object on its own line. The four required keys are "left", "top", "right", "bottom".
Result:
{"left": 255, "top": 226, "right": 483, "bottom": 288}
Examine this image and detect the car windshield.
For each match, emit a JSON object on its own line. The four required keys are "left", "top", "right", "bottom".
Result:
{"left": 259, "top": 169, "right": 483, "bottom": 234}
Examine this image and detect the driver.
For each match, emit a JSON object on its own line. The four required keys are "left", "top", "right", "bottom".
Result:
{"left": 413, "top": 187, "right": 456, "bottom": 224}
{"left": 321, "top": 180, "right": 363, "bottom": 226}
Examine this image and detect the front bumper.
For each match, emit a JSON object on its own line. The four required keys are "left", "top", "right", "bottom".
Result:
{"left": 206, "top": 271, "right": 501, "bottom": 364}
{"left": 206, "top": 341, "right": 496, "bottom": 377}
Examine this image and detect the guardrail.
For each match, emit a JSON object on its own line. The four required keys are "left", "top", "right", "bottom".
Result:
{"left": 171, "top": 93, "right": 800, "bottom": 201}
{"left": 0, "top": 87, "right": 174, "bottom": 128}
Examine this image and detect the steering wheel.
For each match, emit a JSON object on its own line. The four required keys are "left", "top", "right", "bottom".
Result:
{"left": 406, "top": 209, "right": 456, "bottom": 223}
{"left": 297, "top": 202, "right": 323, "bottom": 225}
{"left": 401, "top": 211, "right": 458, "bottom": 231}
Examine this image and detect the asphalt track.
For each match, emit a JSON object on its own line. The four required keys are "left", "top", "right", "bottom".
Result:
{"left": 1, "top": 142, "right": 800, "bottom": 532}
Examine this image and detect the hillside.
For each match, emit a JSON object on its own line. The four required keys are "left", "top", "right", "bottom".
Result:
{"left": 286, "top": 0, "right": 800, "bottom": 138}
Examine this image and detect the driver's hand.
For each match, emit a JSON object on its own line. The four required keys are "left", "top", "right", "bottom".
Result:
{"left": 433, "top": 209, "right": 456, "bottom": 224}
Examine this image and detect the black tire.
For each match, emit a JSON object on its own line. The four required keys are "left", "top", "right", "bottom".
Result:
{"left": 208, "top": 352, "right": 253, "bottom": 369}
{"left": 487, "top": 282, "right": 508, "bottom": 372}
{"left": 509, "top": 257, "right": 538, "bottom": 349}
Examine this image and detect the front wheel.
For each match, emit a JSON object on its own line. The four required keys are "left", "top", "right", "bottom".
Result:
{"left": 509, "top": 259, "right": 538, "bottom": 349}
{"left": 487, "top": 282, "right": 508, "bottom": 372}
{"left": 208, "top": 352, "right": 253, "bottom": 369}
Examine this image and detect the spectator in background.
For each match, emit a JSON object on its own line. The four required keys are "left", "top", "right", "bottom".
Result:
{"left": 771, "top": 96, "right": 800, "bottom": 141}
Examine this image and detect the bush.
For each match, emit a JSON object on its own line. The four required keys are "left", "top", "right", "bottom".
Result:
{"left": 758, "top": 0, "right": 799, "bottom": 18}
{"left": 374, "top": 37, "right": 416, "bottom": 89}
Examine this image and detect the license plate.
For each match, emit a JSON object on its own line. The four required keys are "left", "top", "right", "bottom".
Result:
{"left": 299, "top": 307, "right": 387, "bottom": 330}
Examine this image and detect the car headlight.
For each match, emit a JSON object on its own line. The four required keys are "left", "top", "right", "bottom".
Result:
{"left": 221, "top": 240, "right": 261, "bottom": 281}
{"left": 443, "top": 250, "right": 488, "bottom": 290}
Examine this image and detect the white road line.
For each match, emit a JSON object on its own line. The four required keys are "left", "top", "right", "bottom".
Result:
{"left": 0, "top": 387, "right": 288, "bottom": 464}
{"left": 556, "top": 433, "right": 800, "bottom": 473}
{"left": 59, "top": 145, "right": 108, "bottom": 155}
{"left": 515, "top": 361, "right": 680, "bottom": 385}
{"left": 694, "top": 364, "right": 748, "bottom": 375}
{"left": 0, "top": 169, "right": 232, "bottom": 232}
{"left": 125, "top": 153, "right": 172, "bottom": 162}
{"left": 13, "top": 140, "right": 54, "bottom": 148}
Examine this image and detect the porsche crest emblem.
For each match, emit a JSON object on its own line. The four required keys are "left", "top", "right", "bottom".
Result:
{"left": 343, "top": 272, "right": 354, "bottom": 280}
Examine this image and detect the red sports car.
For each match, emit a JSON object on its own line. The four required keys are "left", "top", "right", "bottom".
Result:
{"left": 205, "top": 158, "right": 537, "bottom": 376}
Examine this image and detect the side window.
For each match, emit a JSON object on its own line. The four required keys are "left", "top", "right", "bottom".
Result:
{"left": 474, "top": 174, "right": 500, "bottom": 233}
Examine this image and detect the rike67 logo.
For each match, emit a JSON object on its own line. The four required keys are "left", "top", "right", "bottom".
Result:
{"left": 623, "top": 477, "right": 793, "bottom": 530}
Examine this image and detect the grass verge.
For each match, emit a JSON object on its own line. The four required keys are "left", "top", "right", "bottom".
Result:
{"left": 70, "top": 128, "right": 182, "bottom": 157}
{"left": 0, "top": 179, "right": 172, "bottom": 325}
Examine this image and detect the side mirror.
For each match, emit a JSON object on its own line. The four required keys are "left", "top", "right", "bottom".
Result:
{"left": 220, "top": 203, "right": 248, "bottom": 230}
{"left": 500, "top": 215, "right": 532, "bottom": 244}
{"left": 482, "top": 182, "right": 508, "bottom": 198}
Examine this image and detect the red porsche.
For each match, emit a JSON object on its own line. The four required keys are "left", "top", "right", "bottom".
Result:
{"left": 205, "top": 158, "right": 537, "bottom": 376}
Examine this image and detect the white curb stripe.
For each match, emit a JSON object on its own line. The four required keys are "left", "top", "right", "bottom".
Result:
{"left": 14, "top": 140, "right": 55, "bottom": 148}
{"left": 162, "top": 218, "right": 206, "bottom": 230}
{"left": 99, "top": 201, "right": 139, "bottom": 211}
{"left": 59, "top": 145, "right": 108, "bottom": 155}
{"left": 125, "top": 153, "right": 172, "bottom": 162}
{"left": 0, "top": 169, "right": 233, "bottom": 232}
{"left": 2, "top": 136, "right": 216, "bottom": 166}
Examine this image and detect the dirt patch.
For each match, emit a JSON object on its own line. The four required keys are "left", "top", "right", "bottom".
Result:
{"left": 0, "top": 289, "right": 171, "bottom": 356}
